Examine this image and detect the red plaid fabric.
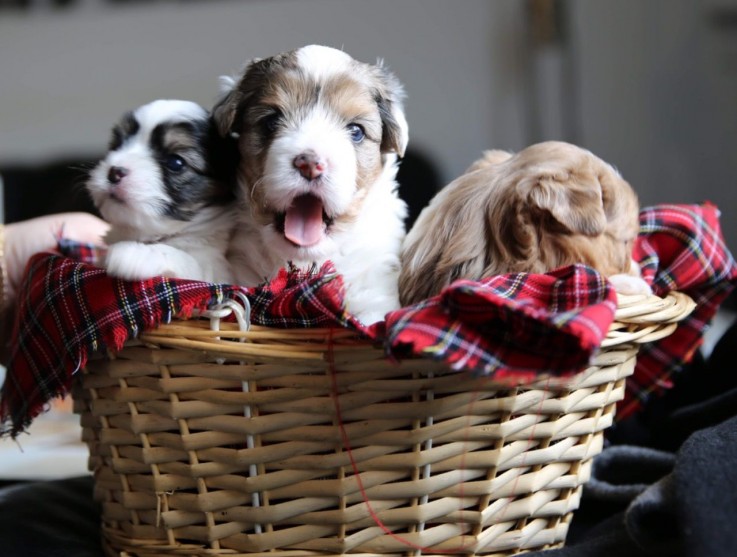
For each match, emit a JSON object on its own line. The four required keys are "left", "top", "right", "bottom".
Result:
{"left": 57, "top": 237, "right": 105, "bottom": 265}
{"left": 248, "top": 262, "right": 369, "bottom": 333}
{"left": 620, "top": 203, "right": 737, "bottom": 419}
{"left": 0, "top": 254, "right": 244, "bottom": 437}
{"left": 1, "top": 203, "right": 734, "bottom": 437}
{"left": 383, "top": 265, "right": 617, "bottom": 382}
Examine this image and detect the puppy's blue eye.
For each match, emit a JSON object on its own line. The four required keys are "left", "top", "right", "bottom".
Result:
{"left": 348, "top": 123, "right": 365, "bottom": 143}
{"left": 165, "top": 155, "right": 186, "bottom": 172}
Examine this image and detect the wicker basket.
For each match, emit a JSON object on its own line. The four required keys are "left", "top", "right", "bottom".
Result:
{"left": 72, "top": 291, "right": 695, "bottom": 557}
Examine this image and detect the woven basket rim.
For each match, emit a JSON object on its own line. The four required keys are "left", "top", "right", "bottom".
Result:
{"left": 135, "top": 290, "right": 696, "bottom": 358}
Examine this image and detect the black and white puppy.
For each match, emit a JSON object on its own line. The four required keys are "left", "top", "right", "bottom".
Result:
{"left": 213, "top": 45, "right": 409, "bottom": 324}
{"left": 87, "top": 100, "right": 237, "bottom": 283}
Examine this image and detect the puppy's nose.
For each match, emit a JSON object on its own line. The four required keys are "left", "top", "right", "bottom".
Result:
{"left": 107, "top": 166, "right": 129, "bottom": 185}
{"left": 293, "top": 151, "right": 325, "bottom": 180}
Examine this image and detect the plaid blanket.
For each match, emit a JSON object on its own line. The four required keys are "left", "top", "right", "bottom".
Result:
{"left": 382, "top": 265, "right": 617, "bottom": 382}
{"left": 621, "top": 203, "right": 737, "bottom": 418}
{"left": 0, "top": 255, "right": 245, "bottom": 437}
{"left": 1, "top": 203, "right": 734, "bottom": 436}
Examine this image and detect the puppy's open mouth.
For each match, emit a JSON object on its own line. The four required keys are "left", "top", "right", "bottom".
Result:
{"left": 275, "top": 193, "right": 334, "bottom": 247}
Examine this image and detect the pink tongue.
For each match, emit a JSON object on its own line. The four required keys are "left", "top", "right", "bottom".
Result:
{"left": 284, "top": 194, "right": 325, "bottom": 247}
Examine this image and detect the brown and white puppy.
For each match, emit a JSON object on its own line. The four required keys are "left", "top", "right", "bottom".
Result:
{"left": 214, "top": 45, "right": 408, "bottom": 324}
{"left": 399, "top": 141, "right": 650, "bottom": 306}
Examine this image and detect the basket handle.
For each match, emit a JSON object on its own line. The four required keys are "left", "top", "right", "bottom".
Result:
{"left": 201, "top": 291, "right": 252, "bottom": 333}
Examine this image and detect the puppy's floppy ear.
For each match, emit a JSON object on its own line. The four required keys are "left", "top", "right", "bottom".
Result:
{"left": 212, "top": 57, "right": 267, "bottom": 137}
{"left": 373, "top": 62, "right": 409, "bottom": 157}
{"left": 212, "top": 75, "right": 244, "bottom": 138}
{"left": 523, "top": 171, "right": 608, "bottom": 236}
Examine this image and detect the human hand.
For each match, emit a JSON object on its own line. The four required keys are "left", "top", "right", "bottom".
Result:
{"left": 4, "top": 212, "right": 109, "bottom": 302}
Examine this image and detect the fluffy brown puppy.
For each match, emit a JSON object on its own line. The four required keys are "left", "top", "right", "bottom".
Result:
{"left": 399, "top": 141, "right": 648, "bottom": 306}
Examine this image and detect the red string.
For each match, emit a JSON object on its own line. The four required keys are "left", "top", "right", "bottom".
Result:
{"left": 326, "top": 327, "right": 474, "bottom": 554}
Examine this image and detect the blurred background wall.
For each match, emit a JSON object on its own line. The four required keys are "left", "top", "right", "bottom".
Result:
{"left": 1, "top": 0, "right": 736, "bottom": 247}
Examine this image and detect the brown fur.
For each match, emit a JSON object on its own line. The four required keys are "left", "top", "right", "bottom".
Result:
{"left": 212, "top": 48, "right": 405, "bottom": 232}
{"left": 399, "top": 141, "right": 641, "bottom": 305}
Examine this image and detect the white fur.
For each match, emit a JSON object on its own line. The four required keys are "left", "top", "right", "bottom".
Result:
{"left": 609, "top": 260, "right": 653, "bottom": 296}
{"left": 136, "top": 100, "right": 207, "bottom": 130}
{"left": 87, "top": 100, "right": 235, "bottom": 283}
{"left": 102, "top": 205, "right": 234, "bottom": 283}
{"left": 297, "top": 45, "right": 353, "bottom": 82}
{"left": 608, "top": 273, "right": 653, "bottom": 296}
{"left": 229, "top": 160, "right": 406, "bottom": 323}
{"left": 225, "top": 45, "right": 408, "bottom": 324}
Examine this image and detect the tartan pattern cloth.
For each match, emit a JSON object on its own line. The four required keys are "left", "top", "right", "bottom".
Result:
{"left": 382, "top": 265, "right": 617, "bottom": 382}
{"left": 1, "top": 203, "right": 734, "bottom": 436}
{"left": 0, "top": 257, "right": 371, "bottom": 438}
{"left": 619, "top": 203, "right": 737, "bottom": 419}
{"left": 247, "top": 262, "right": 369, "bottom": 333}
{"left": 382, "top": 203, "right": 737, "bottom": 415}
{"left": 57, "top": 237, "right": 105, "bottom": 265}
{"left": 0, "top": 254, "right": 244, "bottom": 437}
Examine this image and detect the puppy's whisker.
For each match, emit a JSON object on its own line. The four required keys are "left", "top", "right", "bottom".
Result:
{"left": 68, "top": 162, "right": 98, "bottom": 174}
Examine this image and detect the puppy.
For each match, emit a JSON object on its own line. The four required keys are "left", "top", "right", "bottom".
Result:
{"left": 399, "top": 141, "right": 650, "bottom": 306}
{"left": 87, "top": 99, "right": 237, "bottom": 283}
{"left": 213, "top": 44, "right": 409, "bottom": 324}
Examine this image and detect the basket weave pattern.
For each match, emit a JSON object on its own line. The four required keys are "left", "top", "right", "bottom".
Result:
{"left": 72, "top": 292, "right": 694, "bottom": 557}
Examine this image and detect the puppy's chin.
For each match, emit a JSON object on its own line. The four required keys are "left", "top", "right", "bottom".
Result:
{"left": 89, "top": 183, "right": 175, "bottom": 237}
{"left": 97, "top": 199, "right": 176, "bottom": 236}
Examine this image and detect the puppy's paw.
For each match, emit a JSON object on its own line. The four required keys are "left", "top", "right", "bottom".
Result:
{"left": 105, "top": 242, "right": 169, "bottom": 280}
{"left": 105, "top": 242, "right": 203, "bottom": 281}
{"left": 608, "top": 273, "right": 653, "bottom": 296}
